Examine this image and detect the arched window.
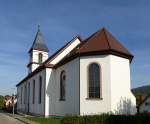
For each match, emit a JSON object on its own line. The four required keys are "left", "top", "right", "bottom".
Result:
{"left": 88, "top": 63, "right": 101, "bottom": 98}
{"left": 60, "top": 70, "right": 66, "bottom": 100}
{"left": 39, "top": 76, "right": 42, "bottom": 104}
{"left": 21, "top": 87, "right": 23, "bottom": 104}
{"left": 38, "top": 53, "right": 43, "bottom": 64}
{"left": 32, "top": 80, "right": 35, "bottom": 104}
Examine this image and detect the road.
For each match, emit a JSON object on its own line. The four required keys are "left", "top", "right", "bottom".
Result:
{"left": 0, "top": 113, "right": 25, "bottom": 124}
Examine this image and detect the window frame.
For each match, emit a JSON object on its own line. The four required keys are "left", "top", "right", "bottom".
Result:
{"left": 38, "top": 53, "right": 43, "bottom": 64}
{"left": 32, "top": 80, "right": 35, "bottom": 104}
{"left": 24, "top": 84, "right": 27, "bottom": 104}
{"left": 39, "top": 76, "right": 42, "bottom": 104}
{"left": 60, "top": 70, "right": 66, "bottom": 101}
{"left": 21, "top": 87, "right": 23, "bottom": 104}
{"left": 28, "top": 82, "right": 30, "bottom": 104}
{"left": 87, "top": 62, "right": 102, "bottom": 100}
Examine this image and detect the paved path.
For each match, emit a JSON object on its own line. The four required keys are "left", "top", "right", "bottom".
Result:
{"left": 0, "top": 113, "right": 25, "bottom": 124}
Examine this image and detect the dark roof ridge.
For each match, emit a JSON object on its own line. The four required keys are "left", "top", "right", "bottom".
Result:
{"left": 102, "top": 27, "right": 111, "bottom": 50}
{"left": 16, "top": 63, "right": 54, "bottom": 87}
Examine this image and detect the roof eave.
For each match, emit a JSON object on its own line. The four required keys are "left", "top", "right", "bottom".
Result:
{"left": 54, "top": 50, "right": 133, "bottom": 69}
{"left": 16, "top": 64, "right": 53, "bottom": 87}
{"left": 28, "top": 48, "right": 49, "bottom": 53}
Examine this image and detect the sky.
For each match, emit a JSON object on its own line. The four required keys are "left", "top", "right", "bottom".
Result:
{"left": 0, "top": 0, "right": 150, "bottom": 95}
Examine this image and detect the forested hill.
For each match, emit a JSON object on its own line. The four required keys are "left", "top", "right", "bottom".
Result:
{"left": 132, "top": 85, "right": 150, "bottom": 105}
{"left": 132, "top": 85, "right": 150, "bottom": 96}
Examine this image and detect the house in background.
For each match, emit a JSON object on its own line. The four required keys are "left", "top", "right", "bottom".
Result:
{"left": 5, "top": 95, "right": 17, "bottom": 111}
{"left": 16, "top": 27, "right": 136, "bottom": 116}
{"left": 138, "top": 94, "right": 150, "bottom": 113}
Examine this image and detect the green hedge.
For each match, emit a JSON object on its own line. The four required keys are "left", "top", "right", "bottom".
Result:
{"left": 61, "top": 114, "right": 150, "bottom": 124}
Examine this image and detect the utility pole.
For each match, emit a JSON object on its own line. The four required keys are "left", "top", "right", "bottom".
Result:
{"left": 12, "top": 94, "right": 14, "bottom": 116}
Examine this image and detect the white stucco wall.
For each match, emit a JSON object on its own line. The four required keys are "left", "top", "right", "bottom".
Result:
{"left": 79, "top": 55, "right": 136, "bottom": 115}
{"left": 139, "top": 96, "right": 150, "bottom": 113}
{"left": 28, "top": 50, "right": 48, "bottom": 73}
{"left": 45, "top": 58, "right": 80, "bottom": 116}
{"left": 17, "top": 70, "right": 45, "bottom": 116}
{"left": 17, "top": 85, "right": 25, "bottom": 112}
{"left": 31, "top": 50, "right": 48, "bottom": 63}
{"left": 110, "top": 55, "right": 136, "bottom": 114}
{"left": 80, "top": 55, "right": 111, "bottom": 115}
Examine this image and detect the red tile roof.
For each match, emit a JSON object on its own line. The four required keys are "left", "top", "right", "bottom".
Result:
{"left": 79, "top": 28, "right": 132, "bottom": 56}
{"left": 54, "top": 28, "right": 133, "bottom": 68}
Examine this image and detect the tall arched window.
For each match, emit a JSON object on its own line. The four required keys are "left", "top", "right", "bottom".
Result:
{"left": 21, "top": 87, "right": 23, "bottom": 104}
{"left": 60, "top": 70, "right": 66, "bottom": 100}
{"left": 39, "top": 76, "right": 42, "bottom": 104}
{"left": 38, "top": 53, "right": 43, "bottom": 64}
{"left": 32, "top": 80, "right": 35, "bottom": 104}
{"left": 88, "top": 63, "right": 101, "bottom": 98}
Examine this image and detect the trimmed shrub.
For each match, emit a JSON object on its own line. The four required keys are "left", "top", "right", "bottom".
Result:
{"left": 61, "top": 113, "right": 150, "bottom": 124}
{"left": 61, "top": 115, "right": 85, "bottom": 124}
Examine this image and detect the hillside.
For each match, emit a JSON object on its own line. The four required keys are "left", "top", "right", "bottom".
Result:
{"left": 132, "top": 85, "right": 150, "bottom": 105}
{"left": 132, "top": 85, "right": 150, "bottom": 96}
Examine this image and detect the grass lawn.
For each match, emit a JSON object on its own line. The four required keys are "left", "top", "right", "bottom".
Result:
{"left": 25, "top": 116, "right": 61, "bottom": 124}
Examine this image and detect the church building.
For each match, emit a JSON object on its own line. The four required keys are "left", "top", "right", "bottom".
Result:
{"left": 16, "top": 27, "right": 136, "bottom": 116}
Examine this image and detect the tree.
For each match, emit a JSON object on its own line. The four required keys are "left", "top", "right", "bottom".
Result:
{"left": 0, "top": 95, "right": 5, "bottom": 109}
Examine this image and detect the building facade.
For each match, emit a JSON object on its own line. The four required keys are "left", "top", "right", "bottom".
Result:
{"left": 16, "top": 27, "right": 136, "bottom": 116}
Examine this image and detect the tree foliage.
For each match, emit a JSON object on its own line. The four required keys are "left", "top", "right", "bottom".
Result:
{"left": 0, "top": 95, "right": 5, "bottom": 109}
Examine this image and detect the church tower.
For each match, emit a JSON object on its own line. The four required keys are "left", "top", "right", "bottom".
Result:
{"left": 27, "top": 26, "right": 49, "bottom": 73}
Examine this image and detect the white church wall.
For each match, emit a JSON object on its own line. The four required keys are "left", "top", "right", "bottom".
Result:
{"left": 31, "top": 50, "right": 48, "bottom": 63}
{"left": 17, "top": 84, "right": 26, "bottom": 112}
{"left": 79, "top": 55, "right": 112, "bottom": 115}
{"left": 49, "top": 38, "right": 80, "bottom": 65}
{"left": 30, "top": 64, "right": 39, "bottom": 73}
{"left": 29, "top": 50, "right": 48, "bottom": 72}
{"left": 139, "top": 96, "right": 150, "bottom": 113}
{"left": 45, "top": 58, "right": 80, "bottom": 116}
{"left": 109, "top": 55, "right": 136, "bottom": 114}
{"left": 17, "top": 70, "right": 45, "bottom": 116}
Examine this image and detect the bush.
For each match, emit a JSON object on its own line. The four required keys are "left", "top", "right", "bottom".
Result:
{"left": 0, "top": 96, "right": 5, "bottom": 109}
{"left": 61, "top": 113, "right": 150, "bottom": 124}
{"left": 61, "top": 115, "right": 85, "bottom": 124}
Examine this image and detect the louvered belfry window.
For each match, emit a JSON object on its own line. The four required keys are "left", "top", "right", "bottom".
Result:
{"left": 38, "top": 53, "right": 43, "bottom": 64}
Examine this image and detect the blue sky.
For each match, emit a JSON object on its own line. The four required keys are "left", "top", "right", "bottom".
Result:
{"left": 0, "top": 0, "right": 150, "bottom": 95}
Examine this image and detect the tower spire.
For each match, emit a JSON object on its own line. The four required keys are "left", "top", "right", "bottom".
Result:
{"left": 27, "top": 26, "right": 49, "bottom": 73}
{"left": 28, "top": 26, "right": 49, "bottom": 53}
